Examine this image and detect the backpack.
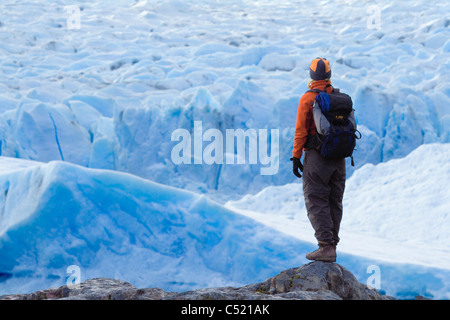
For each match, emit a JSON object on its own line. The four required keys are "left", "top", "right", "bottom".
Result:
{"left": 307, "top": 86, "right": 361, "bottom": 166}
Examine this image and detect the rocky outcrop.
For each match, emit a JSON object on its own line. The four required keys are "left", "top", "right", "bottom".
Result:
{"left": 0, "top": 262, "right": 395, "bottom": 300}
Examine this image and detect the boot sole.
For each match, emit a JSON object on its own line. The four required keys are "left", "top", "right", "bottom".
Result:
{"left": 315, "top": 258, "right": 336, "bottom": 262}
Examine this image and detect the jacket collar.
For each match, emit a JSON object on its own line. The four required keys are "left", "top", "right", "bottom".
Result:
{"left": 308, "top": 79, "right": 332, "bottom": 92}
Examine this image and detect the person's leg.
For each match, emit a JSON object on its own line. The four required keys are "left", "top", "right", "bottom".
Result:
{"left": 328, "top": 159, "right": 346, "bottom": 245}
{"left": 302, "top": 149, "right": 335, "bottom": 245}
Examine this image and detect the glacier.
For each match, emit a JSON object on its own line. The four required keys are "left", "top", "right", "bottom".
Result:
{"left": 0, "top": 0, "right": 449, "bottom": 299}
{"left": 0, "top": 0, "right": 448, "bottom": 199}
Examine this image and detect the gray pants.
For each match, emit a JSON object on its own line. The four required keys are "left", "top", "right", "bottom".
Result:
{"left": 302, "top": 149, "right": 346, "bottom": 245}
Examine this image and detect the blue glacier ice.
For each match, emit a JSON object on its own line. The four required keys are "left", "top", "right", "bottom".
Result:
{"left": 0, "top": 159, "right": 309, "bottom": 294}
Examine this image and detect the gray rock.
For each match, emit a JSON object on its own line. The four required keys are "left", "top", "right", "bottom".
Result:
{"left": 250, "top": 262, "right": 391, "bottom": 300}
{"left": 0, "top": 262, "right": 395, "bottom": 300}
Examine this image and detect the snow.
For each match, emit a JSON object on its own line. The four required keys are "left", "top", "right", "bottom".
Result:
{"left": 0, "top": 0, "right": 449, "bottom": 299}
{"left": 226, "top": 144, "right": 450, "bottom": 299}
{"left": 226, "top": 143, "right": 450, "bottom": 270}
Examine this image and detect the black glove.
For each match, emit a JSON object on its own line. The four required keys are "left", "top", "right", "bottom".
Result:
{"left": 290, "top": 157, "right": 303, "bottom": 178}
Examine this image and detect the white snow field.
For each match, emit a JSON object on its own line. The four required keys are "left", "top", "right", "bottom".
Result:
{"left": 226, "top": 143, "right": 450, "bottom": 298}
{"left": 0, "top": 0, "right": 449, "bottom": 299}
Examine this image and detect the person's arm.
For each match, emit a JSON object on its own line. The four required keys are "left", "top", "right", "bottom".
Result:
{"left": 292, "top": 93, "right": 314, "bottom": 159}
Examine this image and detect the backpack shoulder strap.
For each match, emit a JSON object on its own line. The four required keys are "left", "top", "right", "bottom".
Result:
{"left": 305, "top": 89, "right": 322, "bottom": 107}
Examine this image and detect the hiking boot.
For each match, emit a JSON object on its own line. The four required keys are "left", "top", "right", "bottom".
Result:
{"left": 306, "top": 242, "right": 336, "bottom": 262}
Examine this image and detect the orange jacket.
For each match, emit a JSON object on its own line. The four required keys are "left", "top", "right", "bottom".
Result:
{"left": 292, "top": 80, "right": 333, "bottom": 159}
